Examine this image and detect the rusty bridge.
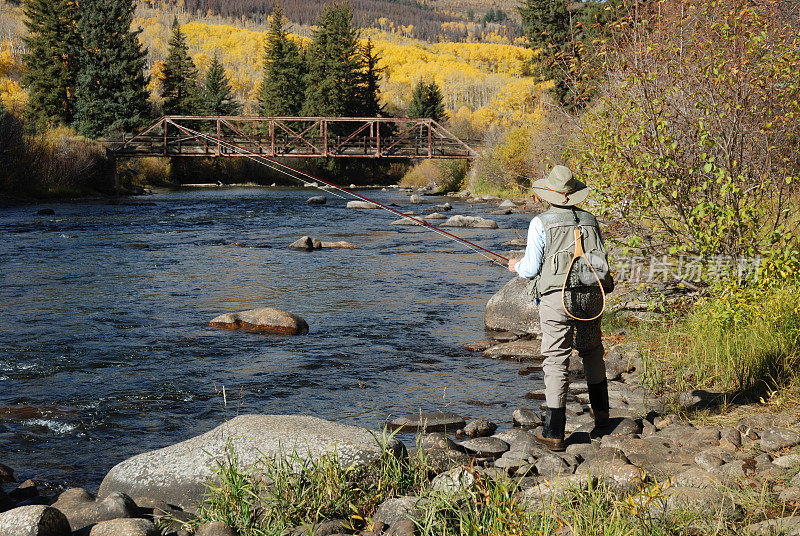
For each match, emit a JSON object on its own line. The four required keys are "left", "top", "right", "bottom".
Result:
{"left": 108, "top": 116, "right": 478, "bottom": 159}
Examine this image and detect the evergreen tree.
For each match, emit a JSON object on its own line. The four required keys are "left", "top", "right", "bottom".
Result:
{"left": 302, "top": 2, "right": 364, "bottom": 118}
{"left": 161, "top": 17, "right": 200, "bottom": 115}
{"left": 201, "top": 54, "right": 241, "bottom": 115}
{"left": 257, "top": 5, "right": 305, "bottom": 116}
{"left": 407, "top": 80, "right": 445, "bottom": 122}
{"left": 357, "top": 38, "right": 383, "bottom": 117}
{"left": 518, "top": 0, "right": 571, "bottom": 104}
{"left": 21, "top": 0, "right": 82, "bottom": 127}
{"left": 72, "top": 0, "right": 150, "bottom": 138}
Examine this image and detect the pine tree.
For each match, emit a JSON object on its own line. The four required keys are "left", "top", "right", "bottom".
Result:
{"left": 21, "top": 0, "right": 82, "bottom": 127}
{"left": 72, "top": 0, "right": 151, "bottom": 138}
{"left": 407, "top": 80, "right": 445, "bottom": 123}
{"left": 161, "top": 17, "right": 200, "bottom": 115}
{"left": 302, "top": 2, "right": 364, "bottom": 118}
{"left": 201, "top": 54, "right": 241, "bottom": 116}
{"left": 518, "top": 0, "right": 571, "bottom": 104}
{"left": 357, "top": 38, "right": 383, "bottom": 117}
{"left": 257, "top": 5, "right": 305, "bottom": 116}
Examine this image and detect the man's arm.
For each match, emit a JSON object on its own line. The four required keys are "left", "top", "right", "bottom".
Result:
{"left": 507, "top": 217, "right": 545, "bottom": 278}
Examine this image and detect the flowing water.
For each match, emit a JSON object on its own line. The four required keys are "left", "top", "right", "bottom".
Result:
{"left": 0, "top": 187, "right": 540, "bottom": 491}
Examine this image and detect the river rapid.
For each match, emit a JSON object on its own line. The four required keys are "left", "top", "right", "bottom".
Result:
{"left": 0, "top": 187, "right": 540, "bottom": 491}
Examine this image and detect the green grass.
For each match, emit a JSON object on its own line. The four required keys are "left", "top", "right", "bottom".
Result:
{"left": 636, "top": 283, "right": 800, "bottom": 399}
{"left": 166, "top": 431, "right": 794, "bottom": 536}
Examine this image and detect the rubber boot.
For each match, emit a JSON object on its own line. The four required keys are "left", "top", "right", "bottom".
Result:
{"left": 588, "top": 379, "right": 611, "bottom": 430}
{"left": 534, "top": 407, "right": 566, "bottom": 452}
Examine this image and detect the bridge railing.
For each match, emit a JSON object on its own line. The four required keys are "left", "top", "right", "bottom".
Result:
{"left": 106, "top": 116, "right": 480, "bottom": 159}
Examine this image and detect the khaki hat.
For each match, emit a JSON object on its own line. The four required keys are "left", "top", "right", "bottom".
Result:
{"left": 531, "top": 165, "right": 589, "bottom": 206}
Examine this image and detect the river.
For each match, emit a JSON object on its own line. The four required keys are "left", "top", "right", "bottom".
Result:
{"left": 0, "top": 187, "right": 539, "bottom": 491}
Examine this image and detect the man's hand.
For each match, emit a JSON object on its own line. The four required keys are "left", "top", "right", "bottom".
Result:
{"left": 508, "top": 258, "right": 519, "bottom": 273}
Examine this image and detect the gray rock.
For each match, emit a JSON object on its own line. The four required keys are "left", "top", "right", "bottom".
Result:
{"left": 534, "top": 454, "right": 573, "bottom": 477}
{"left": 459, "top": 437, "right": 509, "bottom": 458}
{"left": 576, "top": 460, "right": 646, "bottom": 491}
{"left": 289, "top": 519, "right": 348, "bottom": 536}
{"left": 517, "top": 474, "right": 595, "bottom": 511}
{"left": 390, "top": 217, "right": 422, "bottom": 226}
{"left": 209, "top": 308, "right": 309, "bottom": 335}
{"left": 88, "top": 518, "right": 159, "bottom": 536}
{"left": 483, "top": 340, "right": 542, "bottom": 362}
{"left": 492, "top": 428, "right": 533, "bottom": 445}
{"left": 461, "top": 419, "right": 497, "bottom": 438}
{"left": 672, "top": 467, "right": 727, "bottom": 489}
{"left": 431, "top": 467, "right": 476, "bottom": 496}
{"left": 694, "top": 451, "right": 725, "bottom": 472}
{"left": 649, "top": 486, "right": 741, "bottom": 521}
{"left": 98, "top": 415, "right": 401, "bottom": 511}
{"left": 196, "top": 521, "right": 237, "bottom": 536}
{"left": 288, "top": 236, "right": 323, "bottom": 250}
{"left": 744, "top": 516, "right": 800, "bottom": 536}
{"left": 720, "top": 427, "right": 742, "bottom": 448}
{"left": 52, "top": 490, "right": 138, "bottom": 532}
{"left": 738, "top": 413, "right": 799, "bottom": 434}
{"left": 388, "top": 412, "right": 465, "bottom": 433}
{"left": 9, "top": 480, "right": 38, "bottom": 502}
{"left": 409, "top": 194, "right": 422, "bottom": 204}
{"left": 760, "top": 428, "right": 800, "bottom": 451}
{"left": 305, "top": 196, "right": 327, "bottom": 205}
{"left": 499, "top": 200, "right": 516, "bottom": 208}
{"left": 485, "top": 278, "right": 541, "bottom": 335}
{"left": 0, "top": 490, "right": 14, "bottom": 514}
{"left": 512, "top": 408, "right": 542, "bottom": 428}
{"left": 423, "top": 212, "right": 447, "bottom": 220}
{"left": 347, "top": 201, "right": 378, "bottom": 209}
{"left": 0, "top": 506, "right": 71, "bottom": 536}
{"left": 441, "top": 215, "right": 498, "bottom": 229}
{"left": 385, "top": 518, "right": 416, "bottom": 536}
{"left": 372, "top": 496, "right": 421, "bottom": 528}
{"left": 772, "top": 453, "right": 800, "bottom": 468}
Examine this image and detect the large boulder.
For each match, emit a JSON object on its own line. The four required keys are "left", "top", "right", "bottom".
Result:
{"left": 484, "top": 278, "right": 540, "bottom": 335}
{"left": 97, "top": 415, "right": 402, "bottom": 511}
{"left": 209, "top": 308, "right": 309, "bottom": 335}
{"left": 0, "top": 505, "right": 71, "bottom": 536}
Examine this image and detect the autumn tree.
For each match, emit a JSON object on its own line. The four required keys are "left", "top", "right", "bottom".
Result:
{"left": 407, "top": 80, "right": 445, "bottom": 122}
{"left": 303, "top": 3, "right": 364, "bottom": 118}
{"left": 161, "top": 17, "right": 200, "bottom": 115}
{"left": 201, "top": 54, "right": 241, "bottom": 116}
{"left": 258, "top": 5, "right": 305, "bottom": 116}
{"left": 73, "top": 0, "right": 150, "bottom": 138}
{"left": 21, "top": 0, "right": 82, "bottom": 127}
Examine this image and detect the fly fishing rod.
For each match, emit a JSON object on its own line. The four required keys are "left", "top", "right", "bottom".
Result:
{"left": 171, "top": 122, "right": 511, "bottom": 267}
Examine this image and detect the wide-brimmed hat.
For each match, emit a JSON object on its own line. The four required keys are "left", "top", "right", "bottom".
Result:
{"left": 531, "top": 165, "right": 589, "bottom": 206}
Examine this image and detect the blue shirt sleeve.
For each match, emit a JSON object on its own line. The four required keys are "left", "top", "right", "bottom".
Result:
{"left": 514, "top": 216, "right": 546, "bottom": 279}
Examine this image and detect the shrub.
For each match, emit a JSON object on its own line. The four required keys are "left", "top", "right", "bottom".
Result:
{"left": 400, "top": 159, "right": 467, "bottom": 192}
{"left": 573, "top": 0, "right": 800, "bottom": 257}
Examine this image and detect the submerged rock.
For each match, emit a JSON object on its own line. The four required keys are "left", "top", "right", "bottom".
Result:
{"left": 441, "top": 215, "right": 498, "bottom": 229}
{"left": 98, "top": 415, "right": 401, "bottom": 511}
{"left": 483, "top": 340, "right": 542, "bottom": 362}
{"left": 305, "top": 196, "right": 327, "bottom": 205}
{"left": 424, "top": 212, "right": 447, "bottom": 220}
{"left": 485, "top": 278, "right": 541, "bottom": 335}
{"left": 390, "top": 217, "right": 423, "bottom": 226}
{"left": 209, "top": 308, "right": 309, "bottom": 335}
{"left": 320, "top": 241, "right": 358, "bottom": 249}
{"left": 36, "top": 208, "right": 55, "bottom": 216}
{"left": 387, "top": 412, "right": 465, "bottom": 433}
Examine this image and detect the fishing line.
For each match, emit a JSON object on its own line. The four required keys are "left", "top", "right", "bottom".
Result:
{"left": 171, "top": 122, "right": 510, "bottom": 267}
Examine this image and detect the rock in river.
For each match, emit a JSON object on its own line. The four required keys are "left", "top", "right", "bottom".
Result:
{"left": 209, "top": 308, "right": 309, "bottom": 335}
{"left": 98, "top": 414, "right": 402, "bottom": 511}
{"left": 387, "top": 412, "right": 465, "bottom": 433}
{"left": 306, "top": 196, "right": 327, "bottom": 205}
{"left": 441, "top": 215, "right": 498, "bottom": 229}
{"left": 320, "top": 241, "right": 358, "bottom": 249}
{"left": 289, "top": 236, "right": 323, "bottom": 251}
{"left": 485, "top": 278, "right": 541, "bottom": 335}
{"left": 347, "top": 200, "right": 378, "bottom": 209}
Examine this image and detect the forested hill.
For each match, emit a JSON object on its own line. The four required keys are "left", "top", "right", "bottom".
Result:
{"left": 141, "top": 0, "right": 518, "bottom": 41}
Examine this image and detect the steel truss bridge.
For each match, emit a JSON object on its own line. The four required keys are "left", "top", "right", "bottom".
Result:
{"left": 107, "top": 116, "right": 479, "bottom": 159}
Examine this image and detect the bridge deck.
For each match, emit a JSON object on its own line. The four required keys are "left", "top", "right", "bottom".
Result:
{"left": 107, "top": 116, "right": 479, "bottom": 159}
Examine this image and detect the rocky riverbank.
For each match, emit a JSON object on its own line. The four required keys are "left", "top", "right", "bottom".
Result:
{"left": 2, "top": 189, "right": 798, "bottom": 535}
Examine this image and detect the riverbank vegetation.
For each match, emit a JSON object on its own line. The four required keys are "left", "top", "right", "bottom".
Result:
{"left": 179, "top": 434, "right": 795, "bottom": 536}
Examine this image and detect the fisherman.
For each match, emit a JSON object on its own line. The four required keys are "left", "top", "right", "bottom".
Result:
{"left": 507, "top": 165, "right": 614, "bottom": 452}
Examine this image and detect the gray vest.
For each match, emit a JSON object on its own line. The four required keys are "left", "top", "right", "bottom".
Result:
{"left": 529, "top": 206, "right": 614, "bottom": 298}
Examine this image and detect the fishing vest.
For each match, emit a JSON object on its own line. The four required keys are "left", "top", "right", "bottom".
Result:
{"left": 528, "top": 206, "right": 614, "bottom": 299}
